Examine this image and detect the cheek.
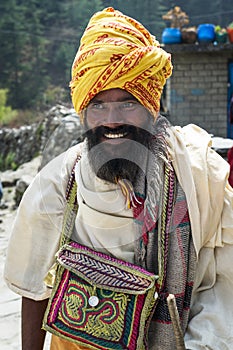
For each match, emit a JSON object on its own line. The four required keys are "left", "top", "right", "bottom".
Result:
{"left": 83, "top": 118, "right": 94, "bottom": 135}
{"left": 125, "top": 111, "right": 153, "bottom": 130}
{"left": 84, "top": 115, "right": 100, "bottom": 131}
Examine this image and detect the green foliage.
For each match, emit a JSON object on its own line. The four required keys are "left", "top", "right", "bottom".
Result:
{"left": 0, "top": 151, "right": 17, "bottom": 171}
{"left": 35, "top": 123, "right": 44, "bottom": 138}
{"left": 215, "top": 25, "right": 226, "bottom": 33}
{"left": 0, "top": 0, "right": 49, "bottom": 109}
{"left": 0, "top": 89, "right": 17, "bottom": 126}
{"left": 42, "top": 85, "right": 70, "bottom": 108}
{"left": 102, "top": 0, "right": 166, "bottom": 40}
{"left": 0, "top": 0, "right": 232, "bottom": 112}
{"left": 0, "top": 0, "right": 105, "bottom": 111}
{"left": 10, "top": 109, "right": 42, "bottom": 127}
{"left": 5, "top": 152, "right": 17, "bottom": 170}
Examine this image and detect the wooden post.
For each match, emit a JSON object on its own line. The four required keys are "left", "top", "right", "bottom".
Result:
{"left": 167, "top": 294, "right": 186, "bottom": 350}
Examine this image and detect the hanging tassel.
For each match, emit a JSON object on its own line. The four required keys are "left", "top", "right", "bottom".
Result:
{"left": 116, "top": 178, "right": 142, "bottom": 209}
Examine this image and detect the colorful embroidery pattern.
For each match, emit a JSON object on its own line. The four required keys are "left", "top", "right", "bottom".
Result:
{"left": 58, "top": 243, "right": 156, "bottom": 293}
{"left": 43, "top": 243, "right": 158, "bottom": 350}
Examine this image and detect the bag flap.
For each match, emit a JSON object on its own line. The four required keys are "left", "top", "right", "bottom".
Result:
{"left": 56, "top": 242, "right": 158, "bottom": 295}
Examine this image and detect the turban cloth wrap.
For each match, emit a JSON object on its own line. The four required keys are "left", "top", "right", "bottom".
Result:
{"left": 70, "top": 7, "right": 173, "bottom": 121}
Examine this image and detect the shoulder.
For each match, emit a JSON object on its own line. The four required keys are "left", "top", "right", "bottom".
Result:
{"left": 169, "top": 123, "right": 228, "bottom": 172}
{"left": 40, "top": 142, "right": 84, "bottom": 179}
{"left": 21, "top": 142, "right": 84, "bottom": 209}
{"left": 170, "top": 123, "right": 211, "bottom": 149}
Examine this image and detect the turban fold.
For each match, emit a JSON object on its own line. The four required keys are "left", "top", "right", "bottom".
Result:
{"left": 70, "top": 7, "right": 173, "bottom": 120}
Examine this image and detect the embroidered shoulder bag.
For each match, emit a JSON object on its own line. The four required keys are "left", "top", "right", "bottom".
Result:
{"left": 42, "top": 157, "right": 159, "bottom": 350}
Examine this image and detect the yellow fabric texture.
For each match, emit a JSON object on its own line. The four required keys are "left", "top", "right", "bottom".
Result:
{"left": 50, "top": 334, "right": 88, "bottom": 350}
{"left": 70, "top": 7, "right": 173, "bottom": 120}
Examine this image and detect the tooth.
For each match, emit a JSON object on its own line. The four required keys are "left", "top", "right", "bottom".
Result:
{"left": 104, "top": 132, "right": 127, "bottom": 139}
{"left": 105, "top": 133, "right": 123, "bottom": 138}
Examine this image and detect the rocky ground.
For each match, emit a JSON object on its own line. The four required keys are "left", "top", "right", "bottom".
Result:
{"left": 0, "top": 156, "right": 51, "bottom": 349}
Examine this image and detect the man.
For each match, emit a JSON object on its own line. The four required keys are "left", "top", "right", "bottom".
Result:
{"left": 4, "top": 7, "right": 233, "bottom": 350}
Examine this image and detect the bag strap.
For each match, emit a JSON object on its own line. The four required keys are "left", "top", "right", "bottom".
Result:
{"left": 59, "top": 154, "right": 81, "bottom": 247}
{"left": 44, "top": 154, "right": 81, "bottom": 288}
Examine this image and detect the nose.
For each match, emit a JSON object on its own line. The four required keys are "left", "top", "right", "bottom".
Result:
{"left": 104, "top": 104, "right": 122, "bottom": 128}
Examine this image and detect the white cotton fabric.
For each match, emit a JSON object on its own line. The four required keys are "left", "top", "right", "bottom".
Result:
{"left": 4, "top": 123, "right": 233, "bottom": 349}
{"left": 72, "top": 150, "right": 135, "bottom": 262}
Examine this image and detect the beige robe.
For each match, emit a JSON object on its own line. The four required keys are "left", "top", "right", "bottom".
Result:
{"left": 4, "top": 124, "right": 233, "bottom": 349}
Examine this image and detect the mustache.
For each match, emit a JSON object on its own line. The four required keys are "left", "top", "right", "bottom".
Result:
{"left": 84, "top": 123, "right": 152, "bottom": 184}
{"left": 83, "top": 124, "right": 149, "bottom": 138}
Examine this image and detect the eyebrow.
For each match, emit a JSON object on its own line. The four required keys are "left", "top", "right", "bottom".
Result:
{"left": 90, "top": 96, "right": 138, "bottom": 103}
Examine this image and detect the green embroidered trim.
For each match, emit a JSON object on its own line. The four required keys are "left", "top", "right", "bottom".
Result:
{"left": 157, "top": 163, "right": 175, "bottom": 289}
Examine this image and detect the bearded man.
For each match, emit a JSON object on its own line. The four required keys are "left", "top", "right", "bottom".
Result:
{"left": 4, "top": 7, "right": 233, "bottom": 350}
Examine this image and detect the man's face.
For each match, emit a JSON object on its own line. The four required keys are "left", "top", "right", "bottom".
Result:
{"left": 84, "top": 88, "right": 155, "bottom": 184}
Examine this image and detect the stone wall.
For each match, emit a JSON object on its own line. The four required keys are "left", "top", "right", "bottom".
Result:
{"left": 0, "top": 123, "right": 42, "bottom": 170}
{"left": 0, "top": 105, "right": 84, "bottom": 171}
{"left": 164, "top": 43, "right": 233, "bottom": 137}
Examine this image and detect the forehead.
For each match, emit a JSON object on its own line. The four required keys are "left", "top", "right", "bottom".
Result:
{"left": 91, "top": 88, "right": 137, "bottom": 103}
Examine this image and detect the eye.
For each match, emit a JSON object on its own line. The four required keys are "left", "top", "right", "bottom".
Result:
{"left": 89, "top": 102, "right": 104, "bottom": 110}
{"left": 121, "top": 101, "right": 139, "bottom": 110}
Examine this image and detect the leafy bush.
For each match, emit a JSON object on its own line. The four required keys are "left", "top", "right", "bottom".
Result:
{"left": 42, "top": 85, "right": 70, "bottom": 108}
{"left": 0, "top": 152, "right": 17, "bottom": 171}
{"left": 5, "top": 152, "right": 17, "bottom": 171}
{"left": 0, "top": 89, "right": 18, "bottom": 126}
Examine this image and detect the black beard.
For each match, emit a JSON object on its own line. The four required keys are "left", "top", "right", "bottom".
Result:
{"left": 84, "top": 124, "right": 152, "bottom": 185}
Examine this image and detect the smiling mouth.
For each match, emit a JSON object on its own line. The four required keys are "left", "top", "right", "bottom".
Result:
{"left": 104, "top": 131, "right": 128, "bottom": 139}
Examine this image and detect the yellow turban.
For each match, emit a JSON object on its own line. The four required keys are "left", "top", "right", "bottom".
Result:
{"left": 70, "top": 7, "right": 172, "bottom": 120}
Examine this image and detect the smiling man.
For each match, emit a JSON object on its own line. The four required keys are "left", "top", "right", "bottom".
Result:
{"left": 4, "top": 7, "right": 233, "bottom": 350}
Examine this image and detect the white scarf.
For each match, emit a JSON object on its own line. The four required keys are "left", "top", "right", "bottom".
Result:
{"left": 72, "top": 146, "right": 136, "bottom": 263}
